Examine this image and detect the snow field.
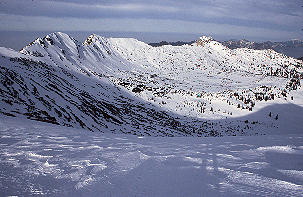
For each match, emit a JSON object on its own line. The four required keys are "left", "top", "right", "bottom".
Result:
{"left": 0, "top": 117, "right": 303, "bottom": 196}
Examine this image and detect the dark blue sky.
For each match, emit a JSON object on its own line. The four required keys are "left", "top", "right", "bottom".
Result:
{"left": 0, "top": 0, "right": 302, "bottom": 49}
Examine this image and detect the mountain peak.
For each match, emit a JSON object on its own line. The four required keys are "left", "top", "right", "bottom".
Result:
{"left": 83, "top": 34, "right": 107, "bottom": 46}
{"left": 198, "top": 35, "right": 213, "bottom": 42}
{"left": 22, "top": 32, "right": 76, "bottom": 50}
{"left": 196, "top": 36, "right": 214, "bottom": 46}
{"left": 240, "top": 39, "right": 251, "bottom": 43}
{"left": 46, "top": 31, "right": 68, "bottom": 39}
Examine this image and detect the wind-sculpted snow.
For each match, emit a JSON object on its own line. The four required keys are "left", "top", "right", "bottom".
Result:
{"left": 0, "top": 118, "right": 303, "bottom": 196}
{"left": 0, "top": 32, "right": 303, "bottom": 136}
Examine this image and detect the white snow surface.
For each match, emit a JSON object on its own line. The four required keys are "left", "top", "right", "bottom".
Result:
{"left": 0, "top": 117, "right": 303, "bottom": 196}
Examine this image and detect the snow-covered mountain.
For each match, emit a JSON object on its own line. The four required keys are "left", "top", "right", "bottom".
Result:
{"left": 221, "top": 39, "right": 303, "bottom": 59}
{"left": 1, "top": 32, "right": 303, "bottom": 136}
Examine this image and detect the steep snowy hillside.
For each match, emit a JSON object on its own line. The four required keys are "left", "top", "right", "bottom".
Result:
{"left": 1, "top": 32, "right": 303, "bottom": 136}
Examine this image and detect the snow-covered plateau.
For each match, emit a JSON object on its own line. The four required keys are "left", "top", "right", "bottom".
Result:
{"left": 0, "top": 32, "right": 303, "bottom": 196}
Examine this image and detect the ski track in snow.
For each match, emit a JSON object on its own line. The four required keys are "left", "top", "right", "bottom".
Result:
{"left": 0, "top": 118, "right": 302, "bottom": 197}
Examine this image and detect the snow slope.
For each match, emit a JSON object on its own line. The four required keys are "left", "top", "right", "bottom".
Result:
{"left": 0, "top": 117, "right": 303, "bottom": 196}
{"left": 0, "top": 32, "right": 303, "bottom": 136}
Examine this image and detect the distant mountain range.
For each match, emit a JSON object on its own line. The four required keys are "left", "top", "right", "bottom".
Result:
{"left": 221, "top": 39, "right": 303, "bottom": 59}
{"left": 149, "top": 40, "right": 195, "bottom": 47}
{"left": 149, "top": 39, "right": 303, "bottom": 59}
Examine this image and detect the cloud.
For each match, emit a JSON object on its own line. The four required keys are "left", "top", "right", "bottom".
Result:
{"left": 0, "top": 0, "right": 302, "bottom": 40}
{"left": 0, "top": 13, "right": 300, "bottom": 40}
{"left": 0, "top": 0, "right": 179, "bottom": 17}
